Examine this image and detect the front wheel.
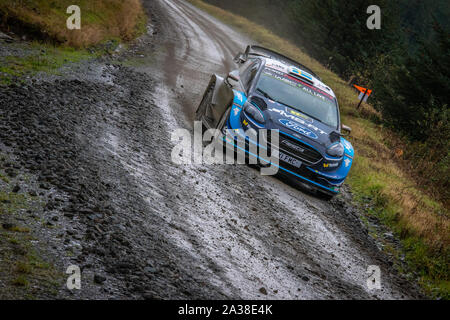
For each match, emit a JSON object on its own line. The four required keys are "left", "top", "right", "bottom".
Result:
{"left": 204, "top": 106, "right": 232, "bottom": 159}
{"left": 216, "top": 106, "right": 231, "bottom": 133}
{"left": 317, "top": 191, "right": 335, "bottom": 201}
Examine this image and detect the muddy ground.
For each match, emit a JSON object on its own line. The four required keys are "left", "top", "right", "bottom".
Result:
{"left": 0, "top": 0, "right": 424, "bottom": 299}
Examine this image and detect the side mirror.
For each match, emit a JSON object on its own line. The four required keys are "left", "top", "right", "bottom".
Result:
{"left": 233, "top": 52, "right": 247, "bottom": 64}
{"left": 341, "top": 124, "right": 352, "bottom": 136}
{"left": 227, "top": 70, "right": 240, "bottom": 82}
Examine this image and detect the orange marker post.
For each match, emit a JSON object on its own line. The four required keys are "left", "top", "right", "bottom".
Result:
{"left": 353, "top": 85, "right": 372, "bottom": 109}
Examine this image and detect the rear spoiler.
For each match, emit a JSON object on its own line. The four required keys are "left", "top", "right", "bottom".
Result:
{"left": 234, "top": 45, "right": 321, "bottom": 81}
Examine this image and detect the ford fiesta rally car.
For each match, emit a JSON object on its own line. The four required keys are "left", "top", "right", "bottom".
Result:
{"left": 195, "top": 46, "right": 354, "bottom": 199}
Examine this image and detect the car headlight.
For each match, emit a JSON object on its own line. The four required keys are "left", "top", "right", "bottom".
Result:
{"left": 243, "top": 101, "right": 265, "bottom": 124}
{"left": 326, "top": 142, "right": 344, "bottom": 157}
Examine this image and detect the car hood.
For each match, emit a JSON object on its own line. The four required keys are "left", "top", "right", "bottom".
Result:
{"left": 258, "top": 97, "right": 338, "bottom": 148}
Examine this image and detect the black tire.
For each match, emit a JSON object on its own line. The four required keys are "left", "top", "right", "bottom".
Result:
{"left": 216, "top": 106, "right": 231, "bottom": 132}
{"left": 317, "top": 191, "right": 334, "bottom": 201}
{"left": 205, "top": 106, "right": 232, "bottom": 161}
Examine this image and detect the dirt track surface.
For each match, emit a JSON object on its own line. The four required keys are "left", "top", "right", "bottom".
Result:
{"left": 0, "top": 0, "right": 424, "bottom": 299}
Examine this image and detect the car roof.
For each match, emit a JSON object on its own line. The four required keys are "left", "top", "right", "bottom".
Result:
{"left": 260, "top": 57, "right": 336, "bottom": 99}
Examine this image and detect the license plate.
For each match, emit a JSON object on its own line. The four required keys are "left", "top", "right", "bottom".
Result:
{"left": 279, "top": 152, "right": 302, "bottom": 168}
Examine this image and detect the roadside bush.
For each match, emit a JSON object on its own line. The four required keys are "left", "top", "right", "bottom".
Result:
{"left": 371, "top": 23, "right": 450, "bottom": 142}
{"left": 370, "top": 23, "right": 450, "bottom": 204}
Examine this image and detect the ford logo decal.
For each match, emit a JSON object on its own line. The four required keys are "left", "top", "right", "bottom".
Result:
{"left": 279, "top": 119, "right": 318, "bottom": 139}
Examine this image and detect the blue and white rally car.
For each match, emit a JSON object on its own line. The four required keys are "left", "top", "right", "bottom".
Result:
{"left": 195, "top": 46, "right": 354, "bottom": 199}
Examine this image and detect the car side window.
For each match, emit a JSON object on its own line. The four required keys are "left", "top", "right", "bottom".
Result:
{"left": 246, "top": 64, "right": 259, "bottom": 89}
{"left": 241, "top": 60, "right": 259, "bottom": 91}
{"left": 238, "top": 60, "right": 253, "bottom": 81}
{"left": 239, "top": 59, "right": 253, "bottom": 74}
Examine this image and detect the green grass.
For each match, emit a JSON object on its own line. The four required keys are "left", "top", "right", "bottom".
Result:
{"left": 0, "top": 0, "right": 148, "bottom": 85}
{"left": 0, "top": 171, "right": 10, "bottom": 183}
{"left": 347, "top": 149, "right": 449, "bottom": 298}
{"left": 0, "top": 0, "right": 147, "bottom": 47}
{"left": 188, "top": 0, "right": 450, "bottom": 299}
{"left": 12, "top": 275, "right": 29, "bottom": 287}
{"left": 0, "top": 163, "right": 63, "bottom": 299}
{"left": 0, "top": 43, "right": 94, "bottom": 84}
{"left": 0, "top": 191, "right": 29, "bottom": 215}
{"left": 16, "top": 261, "right": 32, "bottom": 274}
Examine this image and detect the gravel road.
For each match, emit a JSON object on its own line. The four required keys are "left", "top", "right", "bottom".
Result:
{"left": 0, "top": 0, "right": 424, "bottom": 299}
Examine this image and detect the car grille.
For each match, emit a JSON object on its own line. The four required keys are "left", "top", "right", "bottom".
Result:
{"left": 266, "top": 132, "right": 323, "bottom": 165}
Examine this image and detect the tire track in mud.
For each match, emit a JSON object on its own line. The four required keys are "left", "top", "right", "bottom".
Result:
{"left": 153, "top": 0, "right": 251, "bottom": 124}
{"left": 94, "top": 75, "right": 240, "bottom": 298}
{"left": 171, "top": 0, "right": 242, "bottom": 72}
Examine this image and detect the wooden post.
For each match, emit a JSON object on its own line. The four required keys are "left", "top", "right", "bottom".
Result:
{"left": 356, "top": 88, "right": 368, "bottom": 110}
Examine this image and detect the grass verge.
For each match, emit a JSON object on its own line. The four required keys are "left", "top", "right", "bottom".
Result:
{"left": 0, "top": 157, "right": 62, "bottom": 299}
{"left": 188, "top": 0, "right": 449, "bottom": 298}
{"left": 0, "top": 0, "right": 147, "bottom": 47}
{"left": 0, "top": 1, "right": 148, "bottom": 84}
{"left": 0, "top": 42, "right": 95, "bottom": 84}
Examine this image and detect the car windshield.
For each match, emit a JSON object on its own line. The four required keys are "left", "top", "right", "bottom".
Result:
{"left": 256, "top": 68, "right": 338, "bottom": 127}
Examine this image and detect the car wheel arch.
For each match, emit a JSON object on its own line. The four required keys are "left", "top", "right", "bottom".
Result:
{"left": 208, "top": 74, "right": 234, "bottom": 127}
